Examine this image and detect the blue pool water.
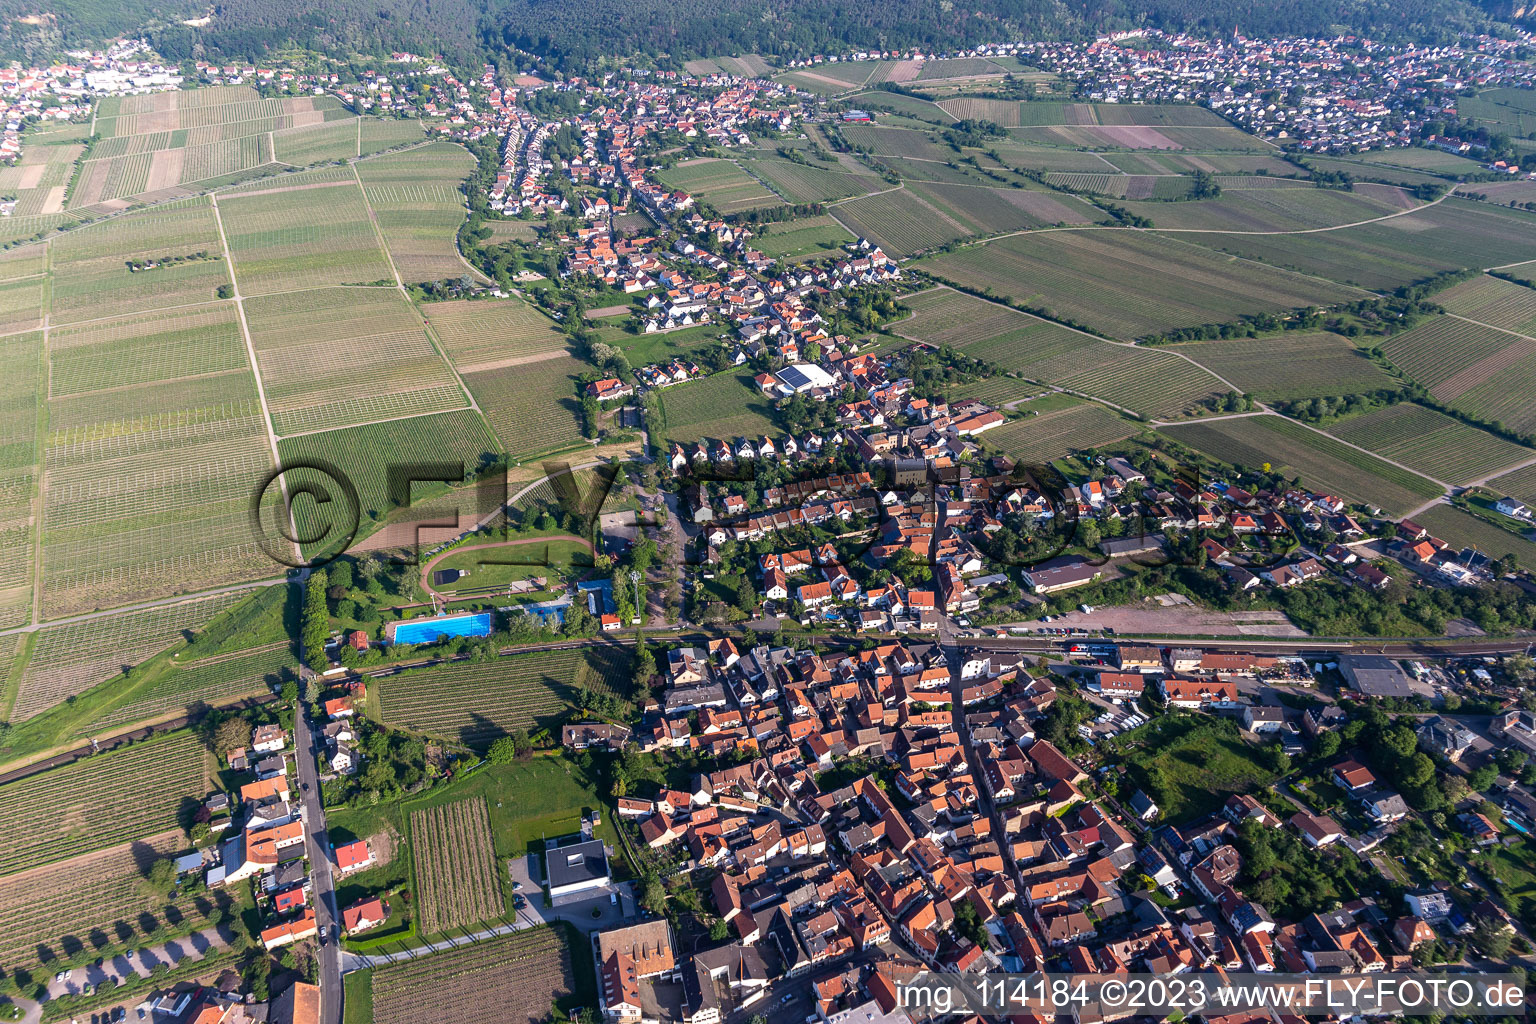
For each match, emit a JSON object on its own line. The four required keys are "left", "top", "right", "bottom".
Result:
{"left": 390, "top": 612, "right": 493, "bottom": 644}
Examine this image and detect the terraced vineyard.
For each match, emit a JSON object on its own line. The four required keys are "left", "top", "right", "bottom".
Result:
{"left": 0, "top": 830, "right": 241, "bottom": 975}
{"left": 920, "top": 230, "right": 1361, "bottom": 340}
{"left": 1162, "top": 414, "right": 1444, "bottom": 515}
{"left": 1172, "top": 333, "right": 1400, "bottom": 400}
{"left": 1326, "top": 404, "right": 1533, "bottom": 485}
{"left": 410, "top": 797, "right": 504, "bottom": 934}
{"left": 0, "top": 733, "right": 213, "bottom": 874}
{"left": 985, "top": 403, "right": 1139, "bottom": 463}
{"left": 11, "top": 591, "right": 250, "bottom": 723}
{"left": 370, "top": 926, "right": 573, "bottom": 1024}
{"left": 375, "top": 648, "right": 629, "bottom": 749}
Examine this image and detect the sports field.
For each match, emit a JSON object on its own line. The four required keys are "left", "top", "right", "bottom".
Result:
{"left": 1170, "top": 333, "right": 1400, "bottom": 400}
{"left": 374, "top": 647, "right": 629, "bottom": 748}
{"left": 1326, "top": 404, "right": 1533, "bottom": 486}
{"left": 919, "top": 230, "right": 1361, "bottom": 340}
{"left": 1161, "top": 414, "right": 1444, "bottom": 515}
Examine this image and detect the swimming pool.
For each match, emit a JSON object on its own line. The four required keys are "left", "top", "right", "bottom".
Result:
{"left": 388, "top": 612, "right": 493, "bottom": 645}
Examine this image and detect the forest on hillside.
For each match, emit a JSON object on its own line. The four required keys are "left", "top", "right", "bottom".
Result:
{"left": 0, "top": 0, "right": 1521, "bottom": 67}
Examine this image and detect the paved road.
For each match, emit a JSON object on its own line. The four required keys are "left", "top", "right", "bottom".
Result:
{"left": 294, "top": 698, "right": 342, "bottom": 1024}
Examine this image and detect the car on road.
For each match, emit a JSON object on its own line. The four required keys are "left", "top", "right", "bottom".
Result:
{"left": 781, "top": 993, "right": 795, "bottom": 1004}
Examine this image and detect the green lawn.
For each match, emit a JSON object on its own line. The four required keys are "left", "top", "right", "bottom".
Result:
{"left": 342, "top": 968, "right": 373, "bottom": 1024}
{"left": 429, "top": 538, "right": 593, "bottom": 597}
{"left": 1483, "top": 841, "right": 1536, "bottom": 921}
{"left": 1117, "top": 715, "right": 1279, "bottom": 824}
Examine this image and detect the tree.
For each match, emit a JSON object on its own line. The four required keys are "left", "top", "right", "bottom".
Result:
{"left": 211, "top": 715, "right": 249, "bottom": 756}
{"left": 303, "top": 569, "right": 330, "bottom": 671}
{"left": 487, "top": 736, "right": 518, "bottom": 764}
{"left": 639, "top": 872, "right": 667, "bottom": 916}
{"left": 1314, "top": 730, "right": 1342, "bottom": 759}
{"left": 1468, "top": 763, "right": 1500, "bottom": 793}
{"left": 709, "top": 919, "right": 729, "bottom": 941}
{"left": 139, "top": 856, "right": 178, "bottom": 897}
{"left": 1471, "top": 915, "right": 1514, "bottom": 959}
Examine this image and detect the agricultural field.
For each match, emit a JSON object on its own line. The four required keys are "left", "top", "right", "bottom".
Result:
{"left": 1161, "top": 414, "right": 1444, "bottom": 515}
{"left": 1115, "top": 187, "right": 1421, "bottom": 232}
{"left": 684, "top": 54, "right": 774, "bottom": 77}
{"left": 423, "top": 297, "right": 568, "bottom": 370}
{"left": 752, "top": 214, "right": 853, "bottom": 260}
{"left": 654, "top": 159, "right": 779, "bottom": 213}
{"left": 0, "top": 829, "right": 242, "bottom": 977}
{"left": 1378, "top": 316, "right": 1536, "bottom": 438}
{"left": 775, "top": 62, "right": 879, "bottom": 95}
{"left": 1490, "top": 462, "right": 1536, "bottom": 507}
{"left": 42, "top": 312, "right": 277, "bottom": 617}
{"left": 1170, "top": 333, "right": 1400, "bottom": 401}
{"left": 356, "top": 143, "right": 483, "bottom": 284}
{"left": 461, "top": 354, "right": 589, "bottom": 459}
{"left": 837, "top": 125, "right": 957, "bottom": 162}
{"left": 275, "top": 410, "right": 500, "bottom": 556}
{"left": 1176, "top": 198, "right": 1536, "bottom": 291}
{"left": 410, "top": 797, "right": 504, "bottom": 934}
{"left": 218, "top": 166, "right": 358, "bottom": 195}
{"left": 88, "top": 643, "right": 295, "bottom": 731}
{"left": 1103, "top": 151, "right": 1302, "bottom": 175}
{"left": 48, "top": 199, "right": 227, "bottom": 323}
{"left": 892, "top": 288, "right": 1227, "bottom": 418}
{"left": 1013, "top": 124, "right": 1269, "bottom": 152}
{"left": 361, "top": 118, "right": 433, "bottom": 154}
{"left": 984, "top": 402, "right": 1140, "bottom": 463}
{"left": 1416, "top": 504, "right": 1536, "bottom": 569}
{"left": 71, "top": 136, "right": 275, "bottom": 207}
{"left": 1435, "top": 275, "right": 1536, "bottom": 336}
{"left": 656, "top": 369, "right": 779, "bottom": 443}
{"left": 245, "top": 286, "right": 467, "bottom": 435}
{"left": 275, "top": 116, "right": 424, "bottom": 164}
{"left": 368, "top": 926, "right": 574, "bottom": 1024}
{"left": 0, "top": 732, "right": 213, "bottom": 874}
{"left": 919, "top": 230, "right": 1361, "bottom": 340}
{"left": 1326, "top": 404, "right": 1533, "bottom": 486}
{"left": 374, "top": 648, "right": 630, "bottom": 748}
{"left": 0, "top": 329, "right": 40, "bottom": 629}
{"left": 742, "top": 154, "right": 882, "bottom": 203}
{"left": 1458, "top": 88, "right": 1536, "bottom": 141}
{"left": 0, "top": 138, "right": 81, "bottom": 216}
{"left": 831, "top": 183, "right": 1097, "bottom": 257}
{"left": 218, "top": 182, "right": 395, "bottom": 295}
{"left": 842, "top": 90, "right": 955, "bottom": 125}
{"left": 989, "top": 141, "right": 1119, "bottom": 172}
{"left": 1045, "top": 173, "right": 1193, "bottom": 200}
{"left": 945, "top": 376, "right": 1041, "bottom": 407}
{"left": 9, "top": 591, "right": 250, "bottom": 723}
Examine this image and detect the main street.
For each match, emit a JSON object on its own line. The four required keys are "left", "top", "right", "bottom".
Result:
{"left": 295, "top": 648, "right": 343, "bottom": 1024}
